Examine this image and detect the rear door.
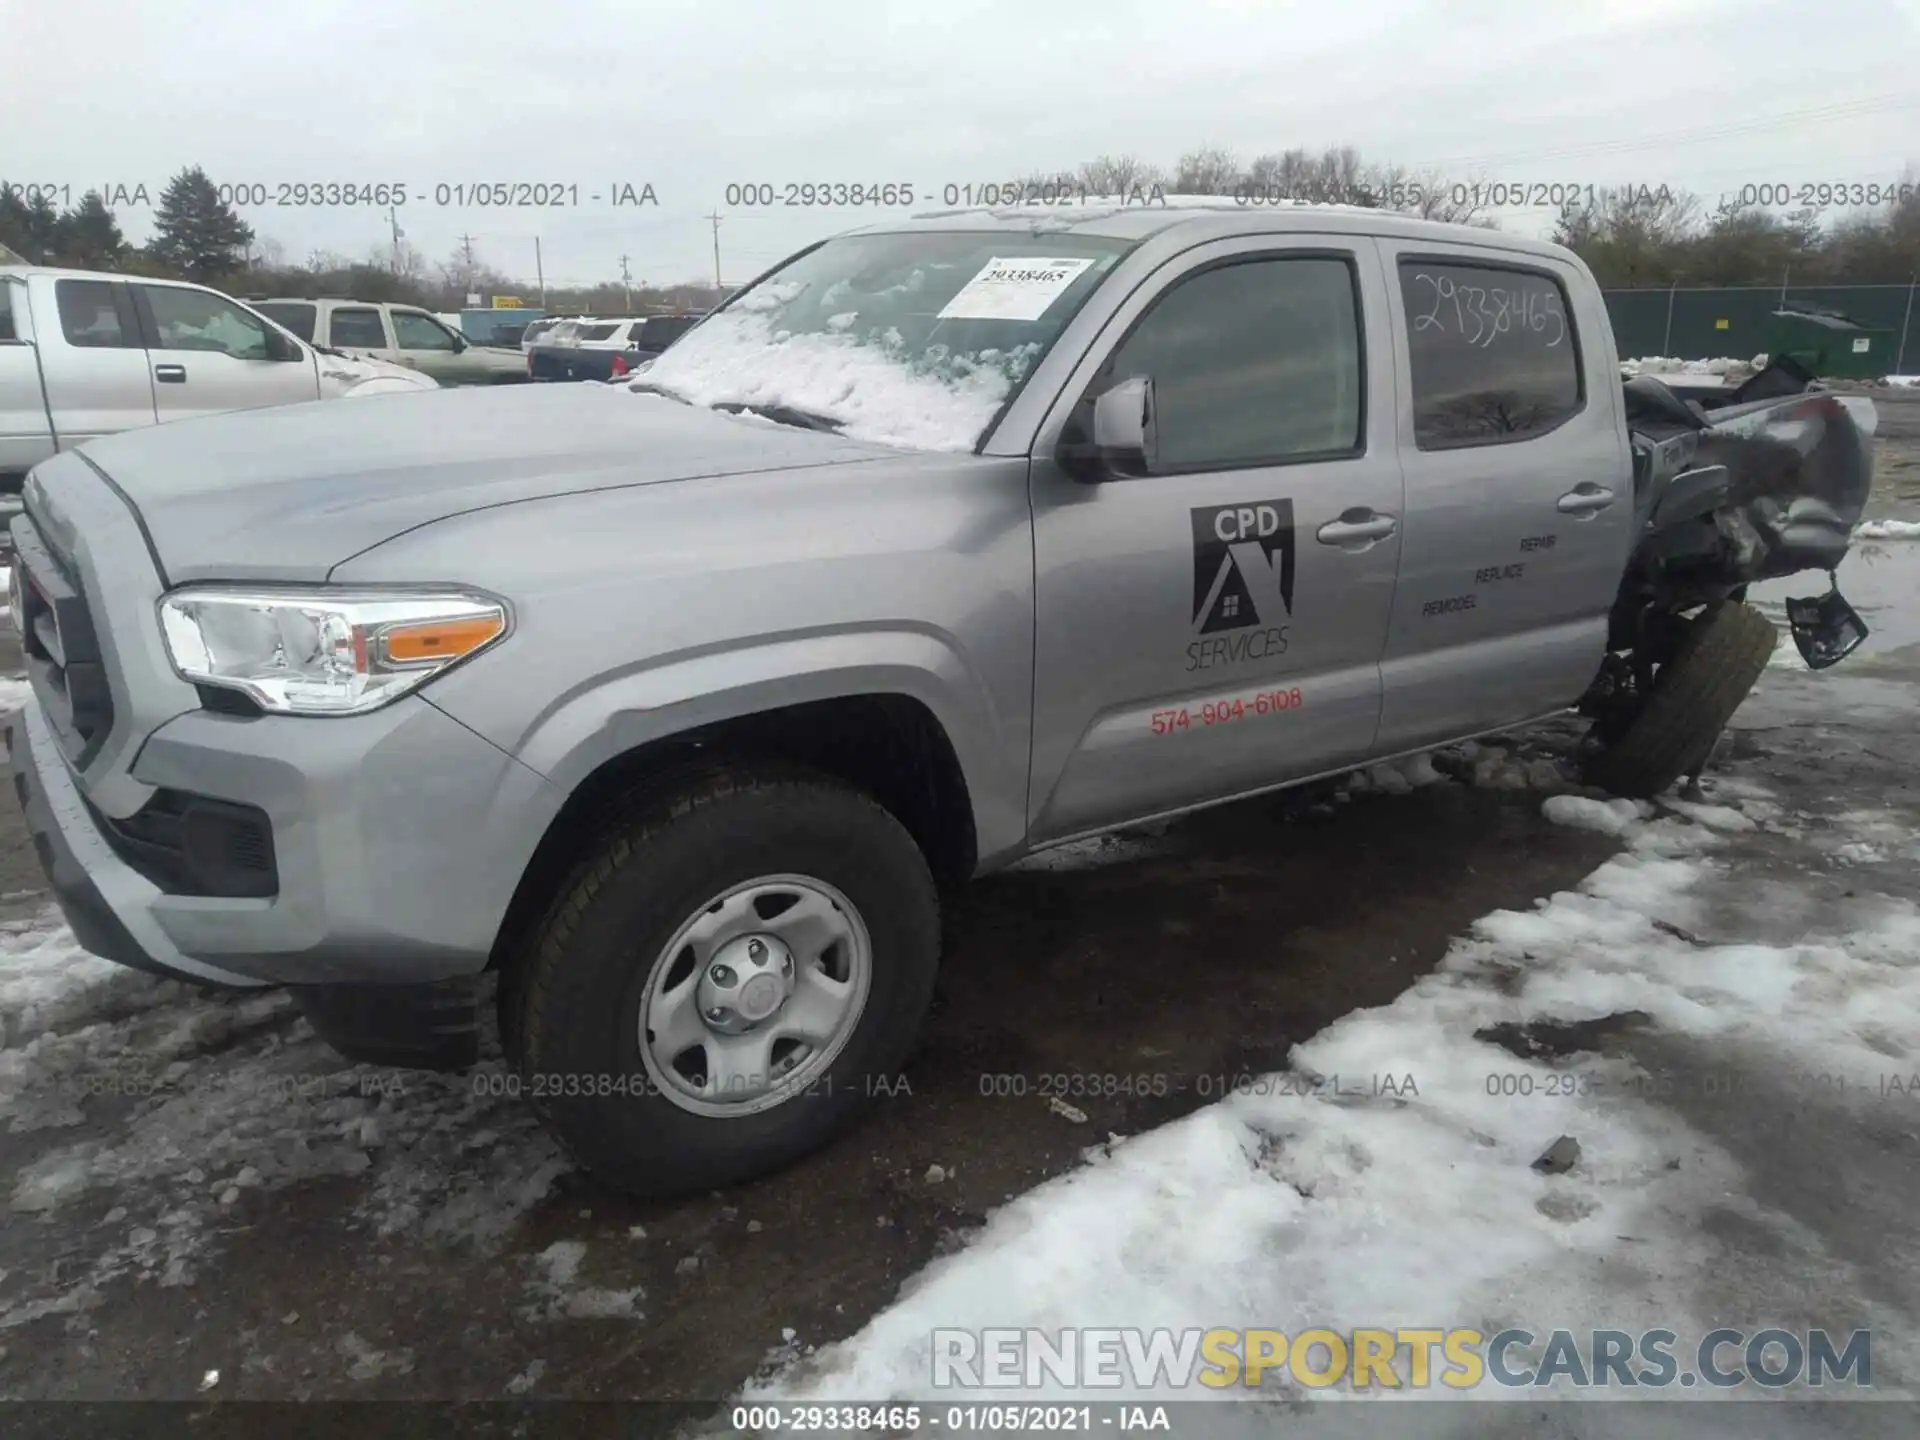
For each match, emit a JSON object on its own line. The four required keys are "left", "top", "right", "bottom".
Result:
{"left": 132, "top": 283, "right": 319, "bottom": 422}
{"left": 1372, "top": 242, "right": 1632, "bottom": 754}
{"left": 1026, "top": 236, "right": 1404, "bottom": 843}
{"left": 33, "top": 277, "right": 157, "bottom": 445}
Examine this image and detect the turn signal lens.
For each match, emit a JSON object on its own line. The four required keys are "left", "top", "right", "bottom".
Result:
{"left": 381, "top": 614, "right": 505, "bottom": 665}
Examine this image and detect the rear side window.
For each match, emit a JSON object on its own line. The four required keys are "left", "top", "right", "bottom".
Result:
{"left": 0, "top": 282, "right": 16, "bottom": 341}
{"left": 329, "top": 307, "right": 388, "bottom": 348}
{"left": 578, "top": 323, "right": 619, "bottom": 341}
{"left": 1092, "top": 255, "right": 1364, "bottom": 472}
{"left": 1399, "top": 261, "right": 1581, "bottom": 448}
{"left": 257, "top": 302, "right": 317, "bottom": 341}
{"left": 56, "top": 279, "right": 135, "bottom": 348}
{"left": 640, "top": 315, "right": 696, "bottom": 348}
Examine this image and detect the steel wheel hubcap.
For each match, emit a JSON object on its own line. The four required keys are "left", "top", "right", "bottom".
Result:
{"left": 639, "top": 874, "right": 871, "bottom": 1116}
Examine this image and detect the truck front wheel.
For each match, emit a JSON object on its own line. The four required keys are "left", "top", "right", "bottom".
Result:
{"left": 1579, "top": 601, "right": 1777, "bottom": 798}
{"left": 509, "top": 765, "right": 940, "bottom": 1197}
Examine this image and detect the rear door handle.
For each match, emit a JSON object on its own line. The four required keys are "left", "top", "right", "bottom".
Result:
{"left": 1557, "top": 483, "right": 1615, "bottom": 515}
{"left": 1316, "top": 509, "right": 1398, "bottom": 546}
{"left": 154, "top": 365, "right": 187, "bottom": 383}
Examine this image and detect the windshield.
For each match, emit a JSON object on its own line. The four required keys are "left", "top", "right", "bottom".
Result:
{"left": 635, "top": 231, "right": 1135, "bottom": 451}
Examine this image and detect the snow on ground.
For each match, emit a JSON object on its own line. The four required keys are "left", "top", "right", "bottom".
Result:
{"left": 753, "top": 782, "right": 1920, "bottom": 1406}
{"left": 0, "top": 907, "right": 573, "bottom": 1330}
{"left": 1884, "top": 376, "right": 1918, "bottom": 388}
{"left": 0, "top": 677, "right": 34, "bottom": 713}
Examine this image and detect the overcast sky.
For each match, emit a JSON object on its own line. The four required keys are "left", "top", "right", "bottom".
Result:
{"left": 7, "top": 0, "right": 1918, "bottom": 294}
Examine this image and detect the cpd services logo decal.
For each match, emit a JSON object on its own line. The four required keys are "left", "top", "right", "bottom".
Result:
{"left": 1191, "top": 500, "right": 1295, "bottom": 633}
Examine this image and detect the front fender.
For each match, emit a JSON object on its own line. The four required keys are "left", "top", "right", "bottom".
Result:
{"left": 453, "top": 625, "right": 1030, "bottom": 868}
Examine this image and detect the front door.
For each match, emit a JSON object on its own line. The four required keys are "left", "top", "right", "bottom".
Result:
{"left": 390, "top": 308, "right": 473, "bottom": 383}
{"left": 1026, "top": 237, "right": 1404, "bottom": 844}
{"left": 132, "top": 284, "right": 318, "bottom": 422}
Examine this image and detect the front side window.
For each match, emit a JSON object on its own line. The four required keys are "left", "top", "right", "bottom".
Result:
{"left": 141, "top": 286, "right": 272, "bottom": 360}
{"left": 1399, "top": 260, "right": 1582, "bottom": 448}
{"left": 56, "top": 279, "right": 134, "bottom": 348}
{"left": 329, "top": 307, "right": 388, "bottom": 348}
{"left": 0, "top": 281, "right": 17, "bottom": 342}
{"left": 1090, "top": 255, "right": 1364, "bottom": 471}
{"left": 639, "top": 230, "right": 1136, "bottom": 451}
{"left": 392, "top": 311, "right": 457, "bottom": 350}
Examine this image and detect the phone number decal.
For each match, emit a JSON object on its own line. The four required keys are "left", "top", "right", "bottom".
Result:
{"left": 1151, "top": 687, "right": 1303, "bottom": 736}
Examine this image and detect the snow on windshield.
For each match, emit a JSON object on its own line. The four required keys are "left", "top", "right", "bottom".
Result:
{"left": 636, "top": 238, "right": 1126, "bottom": 451}
{"left": 638, "top": 290, "right": 1028, "bottom": 451}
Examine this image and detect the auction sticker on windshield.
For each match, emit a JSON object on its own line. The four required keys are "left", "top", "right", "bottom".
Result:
{"left": 937, "top": 256, "right": 1096, "bottom": 321}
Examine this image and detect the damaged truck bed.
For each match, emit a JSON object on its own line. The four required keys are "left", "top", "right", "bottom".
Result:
{"left": 1579, "top": 357, "right": 1877, "bottom": 792}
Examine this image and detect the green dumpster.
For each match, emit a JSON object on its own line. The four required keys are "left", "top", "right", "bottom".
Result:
{"left": 1764, "top": 305, "right": 1897, "bottom": 380}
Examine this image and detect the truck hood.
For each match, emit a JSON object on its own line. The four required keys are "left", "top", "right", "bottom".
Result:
{"left": 74, "top": 382, "right": 900, "bottom": 582}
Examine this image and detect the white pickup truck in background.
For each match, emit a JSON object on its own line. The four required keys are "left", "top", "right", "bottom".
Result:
{"left": 0, "top": 266, "right": 437, "bottom": 499}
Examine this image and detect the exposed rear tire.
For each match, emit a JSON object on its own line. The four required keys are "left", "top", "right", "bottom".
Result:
{"left": 1580, "top": 601, "right": 1777, "bottom": 799}
{"left": 509, "top": 765, "right": 940, "bottom": 1198}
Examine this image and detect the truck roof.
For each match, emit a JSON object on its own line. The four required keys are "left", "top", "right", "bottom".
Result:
{"left": 0, "top": 263, "right": 220, "bottom": 286}
{"left": 844, "top": 197, "right": 1577, "bottom": 264}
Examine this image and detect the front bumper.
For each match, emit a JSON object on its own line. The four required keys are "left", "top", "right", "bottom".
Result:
{"left": 10, "top": 690, "right": 559, "bottom": 989}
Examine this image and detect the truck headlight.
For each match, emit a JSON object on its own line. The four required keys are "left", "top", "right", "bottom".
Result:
{"left": 158, "top": 588, "right": 508, "bottom": 715}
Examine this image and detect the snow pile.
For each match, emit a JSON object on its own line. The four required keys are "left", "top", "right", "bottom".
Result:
{"left": 753, "top": 785, "right": 1920, "bottom": 1403}
{"left": 1882, "top": 376, "right": 1918, "bottom": 387}
{"left": 636, "top": 285, "right": 1021, "bottom": 453}
{"left": 1856, "top": 518, "right": 1920, "bottom": 541}
{"left": 1619, "top": 355, "right": 1765, "bottom": 382}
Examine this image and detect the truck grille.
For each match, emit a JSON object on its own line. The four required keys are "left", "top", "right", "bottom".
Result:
{"left": 10, "top": 513, "right": 116, "bottom": 768}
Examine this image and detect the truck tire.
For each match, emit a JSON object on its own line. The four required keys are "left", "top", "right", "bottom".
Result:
{"left": 1580, "top": 601, "right": 1777, "bottom": 799}
{"left": 509, "top": 765, "right": 940, "bottom": 1197}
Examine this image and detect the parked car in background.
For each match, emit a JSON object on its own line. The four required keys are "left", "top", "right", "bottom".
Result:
{"left": 528, "top": 313, "right": 705, "bottom": 382}
{"left": 1, "top": 265, "right": 437, "bottom": 498}
{"left": 254, "top": 299, "right": 529, "bottom": 385}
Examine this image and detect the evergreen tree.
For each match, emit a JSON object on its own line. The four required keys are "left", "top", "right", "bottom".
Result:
{"left": 0, "top": 188, "right": 65, "bottom": 263}
{"left": 57, "top": 191, "right": 127, "bottom": 269}
{"left": 148, "top": 166, "right": 254, "bottom": 282}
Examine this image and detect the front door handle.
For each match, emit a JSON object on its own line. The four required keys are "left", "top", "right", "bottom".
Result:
{"left": 154, "top": 365, "right": 187, "bottom": 383}
{"left": 1316, "top": 509, "right": 1398, "bottom": 546}
{"left": 1557, "top": 483, "right": 1615, "bottom": 515}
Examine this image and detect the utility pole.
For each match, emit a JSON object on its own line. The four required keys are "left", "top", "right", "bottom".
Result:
{"left": 706, "top": 211, "right": 722, "bottom": 289}
{"left": 534, "top": 236, "right": 546, "bottom": 308}
{"left": 458, "top": 232, "right": 477, "bottom": 287}
{"left": 620, "top": 253, "right": 632, "bottom": 312}
{"left": 387, "top": 205, "right": 404, "bottom": 275}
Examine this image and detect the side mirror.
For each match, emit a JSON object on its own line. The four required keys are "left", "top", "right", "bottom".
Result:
{"left": 1057, "top": 375, "right": 1157, "bottom": 482}
{"left": 451, "top": 335, "right": 468, "bottom": 352}
{"left": 264, "top": 327, "right": 304, "bottom": 363}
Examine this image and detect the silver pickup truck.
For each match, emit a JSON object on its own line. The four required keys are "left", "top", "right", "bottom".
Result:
{"left": 5, "top": 203, "right": 1874, "bottom": 1196}
{"left": 0, "top": 265, "right": 437, "bottom": 489}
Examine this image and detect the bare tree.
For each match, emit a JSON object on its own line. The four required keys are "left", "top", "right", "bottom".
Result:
{"left": 1078, "top": 154, "right": 1165, "bottom": 200}
{"left": 1169, "top": 147, "right": 1243, "bottom": 196}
